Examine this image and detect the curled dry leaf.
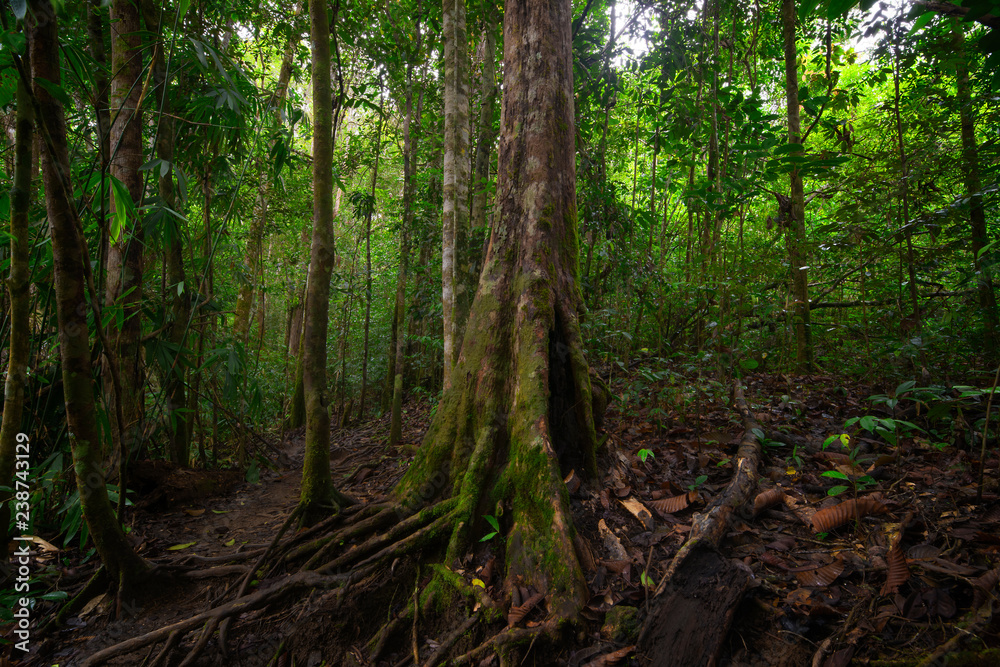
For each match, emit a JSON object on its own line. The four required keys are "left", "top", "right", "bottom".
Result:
{"left": 581, "top": 645, "right": 635, "bottom": 667}
{"left": 880, "top": 544, "right": 910, "bottom": 596}
{"left": 972, "top": 566, "right": 1000, "bottom": 609}
{"left": 753, "top": 488, "right": 786, "bottom": 516}
{"left": 811, "top": 496, "right": 888, "bottom": 533}
{"left": 648, "top": 492, "right": 695, "bottom": 516}
{"left": 507, "top": 592, "right": 544, "bottom": 628}
{"left": 564, "top": 469, "right": 582, "bottom": 495}
{"left": 794, "top": 558, "right": 845, "bottom": 587}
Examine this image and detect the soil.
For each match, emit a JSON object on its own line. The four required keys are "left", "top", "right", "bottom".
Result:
{"left": 9, "top": 365, "right": 1000, "bottom": 666}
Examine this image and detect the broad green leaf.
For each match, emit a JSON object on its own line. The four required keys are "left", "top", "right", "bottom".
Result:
{"left": 895, "top": 380, "right": 915, "bottom": 396}
{"left": 109, "top": 176, "right": 135, "bottom": 244}
{"left": 908, "top": 11, "right": 936, "bottom": 35}
{"left": 35, "top": 77, "right": 73, "bottom": 109}
{"left": 827, "top": 485, "right": 850, "bottom": 496}
{"left": 177, "top": 0, "right": 191, "bottom": 21}
{"left": 822, "top": 470, "right": 850, "bottom": 481}
{"left": 827, "top": 0, "right": 856, "bottom": 19}
{"left": 168, "top": 541, "right": 197, "bottom": 550}
{"left": 798, "top": 0, "right": 822, "bottom": 23}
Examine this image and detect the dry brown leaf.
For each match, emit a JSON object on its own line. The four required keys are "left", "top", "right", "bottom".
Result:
{"left": 811, "top": 496, "right": 887, "bottom": 533}
{"left": 794, "top": 558, "right": 845, "bottom": 587}
{"left": 619, "top": 497, "right": 654, "bottom": 530}
{"left": 183, "top": 508, "right": 206, "bottom": 517}
{"left": 880, "top": 544, "right": 910, "bottom": 595}
{"left": 648, "top": 492, "right": 693, "bottom": 515}
{"left": 581, "top": 645, "right": 635, "bottom": 667}
{"left": 564, "top": 469, "right": 582, "bottom": 495}
{"left": 753, "top": 488, "right": 786, "bottom": 516}
{"left": 507, "top": 592, "right": 544, "bottom": 627}
{"left": 598, "top": 519, "right": 629, "bottom": 561}
{"left": 600, "top": 559, "right": 631, "bottom": 573}
{"left": 972, "top": 566, "right": 1000, "bottom": 609}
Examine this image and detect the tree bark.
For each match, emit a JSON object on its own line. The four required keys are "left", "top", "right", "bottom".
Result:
{"left": 143, "top": 0, "right": 191, "bottom": 466}
{"left": 28, "top": 0, "right": 147, "bottom": 592}
{"left": 358, "top": 94, "right": 384, "bottom": 420}
{"left": 390, "top": 50, "right": 424, "bottom": 448}
{"left": 105, "top": 0, "right": 145, "bottom": 467}
{"left": 442, "top": 0, "right": 471, "bottom": 390}
{"left": 469, "top": 23, "right": 497, "bottom": 276}
{"left": 781, "top": 0, "right": 812, "bottom": 371}
{"left": 394, "top": 0, "right": 594, "bottom": 617}
{"left": 0, "top": 41, "right": 33, "bottom": 545}
{"left": 954, "top": 23, "right": 998, "bottom": 351}
{"left": 300, "top": 0, "right": 351, "bottom": 525}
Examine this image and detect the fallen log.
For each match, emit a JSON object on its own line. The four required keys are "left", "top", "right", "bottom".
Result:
{"left": 637, "top": 381, "right": 762, "bottom": 665}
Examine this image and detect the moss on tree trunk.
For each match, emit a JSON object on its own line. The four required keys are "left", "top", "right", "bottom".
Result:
{"left": 393, "top": 0, "right": 596, "bottom": 620}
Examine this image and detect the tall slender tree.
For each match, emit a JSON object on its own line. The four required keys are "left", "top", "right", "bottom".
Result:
{"left": 0, "top": 36, "right": 33, "bottom": 545}
{"left": 104, "top": 0, "right": 146, "bottom": 466}
{"left": 782, "top": 0, "right": 813, "bottom": 370}
{"left": 442, "top": 0, "right": 471, "bottom": 389}
{"left": 299, "top": 0, "right": 353, "bottom": 524}
{"left": 27, "top": 0, "right": 147, "bottom": 593}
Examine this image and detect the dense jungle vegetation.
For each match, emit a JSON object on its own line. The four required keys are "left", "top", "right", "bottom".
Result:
{"left": 2, "top": 0, "right": 1000, "bottom": 664}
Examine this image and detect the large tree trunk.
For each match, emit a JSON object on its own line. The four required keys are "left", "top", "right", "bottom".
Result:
{"left": 781, "top": 0, "right": 812, "bottom": 371}
{"left": 143, "top": 0, "right": 191, "bottom": 466}
{"left": 300, "top": 0, "right": 351, "bottom": 525}
{"left": 0, "top": 43, "right": 33, "bottom": 545}
{"left": 469, "top": 22, "right": 497, "bottom": 275}
{"left": 954, "top": 23, "right": 998, "bottom": 351}
{"left": 442, "top": 0, "right": 471, "bottom": 390}
{"left": 29, "top": 0, "right": 147, "bottom": 592}
{"left": 105, "top": 0, "right": 145, "bottom": 467}
{"left": 394, "top": 0, "right": 595, "bottom": 617}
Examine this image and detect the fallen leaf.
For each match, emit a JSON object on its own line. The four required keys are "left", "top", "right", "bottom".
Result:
{"left": 168, "top": 541, "right": 197, "bottom": 551}
{"left": 183, "top": 509, "right": 206, "bottom": 517}
{"left": 619, "top": 497, "right": 655, "bottom": 530}
{"left": 794, "top": 558, "right": 845, "bottom": 587}
{"left": 507, "top": 592, "right": 544, "bottom": 627}
{"left": 811, "top": 496, "right": 887, "bottom": 533}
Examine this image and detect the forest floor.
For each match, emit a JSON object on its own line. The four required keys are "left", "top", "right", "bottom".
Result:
{"left": 15, "top": 361, "right": 1000, "bottom": 667}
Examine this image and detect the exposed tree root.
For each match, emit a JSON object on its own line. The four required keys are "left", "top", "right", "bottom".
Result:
{"left": 647, "top": 382, "right": 762, "bottom": 600}
{"left": 79, "top": 571, "right": 346, "bottom": 666}
{"left": 448, "top": 622, "right": 557, "bottom": 666}
{"left": 915, "top": 599, "right": 995, "bottom": 667}
{"left": 637, "top": 381, "right": 762, "bottom": 662}
{"left": 419, "top": 612, "right": 479, "bottom": 667}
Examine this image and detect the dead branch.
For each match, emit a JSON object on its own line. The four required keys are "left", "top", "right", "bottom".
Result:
{"left": 79, "top": 571, "right": 347, "bottom": 667}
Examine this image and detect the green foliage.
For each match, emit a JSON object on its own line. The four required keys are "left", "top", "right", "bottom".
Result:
{"left": 479, "top": 514, "right": 500, "bottom": 542}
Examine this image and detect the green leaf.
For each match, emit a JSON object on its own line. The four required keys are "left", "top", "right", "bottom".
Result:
{"left": 826, "top": 0, "right": 856, "bottom": 19}
{"left": 35, "top": 77, "right": 73, "bottom": 109}
{"left": 822, "top": 470, "right": 851, "bottom": 481}
{"left": 109, "top": 176, "right": 135, "bottom": 244}
{"left": 168, "top": 541, "right": 197, "bottom": 550}
{"left": 38, "top": 591, "right": 70, "bottom": 601}
{"left": 908, "top": 11, "right": 936, "bottom": 35}
{"left": 894, "top": 380, "right": 915, "bottom": 396}
{"left": 484, "top": 515, "right": 500, "bottom": 532}
{"left": 827, "top": 485, "right": 850, "bottom": 496}
{"left": 798, "top": 0, "right": 822, "bottom": 23}
{"left": 177, "top": 0, "right": 192, "bottom": 21}
{"left": 479, "top": 532, "right": 497, "bottom": 542}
